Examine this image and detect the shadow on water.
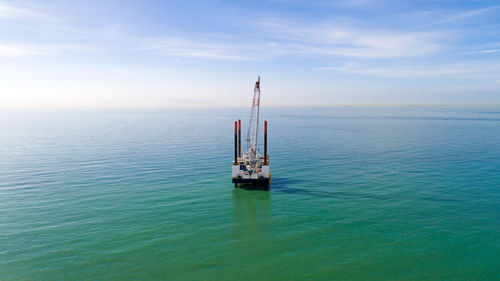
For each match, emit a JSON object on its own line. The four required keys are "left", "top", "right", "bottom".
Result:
{"left": 270, "top": 177, "right": 388, "bottom": 200}
{"left": 270, "top": 178, "right": 462, "bottom": 203}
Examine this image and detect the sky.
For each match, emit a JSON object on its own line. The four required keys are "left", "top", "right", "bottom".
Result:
{"left": 0, "top": 0, "right": 499, "bottom": 108}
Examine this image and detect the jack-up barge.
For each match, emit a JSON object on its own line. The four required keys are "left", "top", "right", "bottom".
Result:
{"left": 232, "top": 76, "right": 270, "bottom": 188}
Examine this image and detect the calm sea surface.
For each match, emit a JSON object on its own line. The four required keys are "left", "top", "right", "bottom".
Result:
{"left": 1, "top": 107, "right": 499, "bottom": 280}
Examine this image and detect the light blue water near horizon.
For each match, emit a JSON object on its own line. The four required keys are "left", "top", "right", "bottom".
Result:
{"left": 0, "top": 106, "right": 499, "bottom": 280}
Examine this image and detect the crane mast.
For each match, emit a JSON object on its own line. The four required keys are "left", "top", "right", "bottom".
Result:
{"left": 245, "top": 76, "right": 260, "bottom": 168}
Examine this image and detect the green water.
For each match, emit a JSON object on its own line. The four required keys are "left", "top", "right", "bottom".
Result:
{"left": 1, "top": 107, "right": 499, "bottom": 280}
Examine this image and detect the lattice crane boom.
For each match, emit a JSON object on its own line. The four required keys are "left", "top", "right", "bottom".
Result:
{"left": 245, "top": 76, "right": 260, "bottom": 167}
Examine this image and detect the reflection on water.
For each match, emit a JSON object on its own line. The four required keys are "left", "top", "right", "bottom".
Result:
{"left": 231, "top": 188, "right": 272, "bottom": 257}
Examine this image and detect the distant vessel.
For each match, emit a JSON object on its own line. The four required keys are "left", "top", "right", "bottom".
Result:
{"left": 232, "top": 76, "right": 270, "bottom": 188}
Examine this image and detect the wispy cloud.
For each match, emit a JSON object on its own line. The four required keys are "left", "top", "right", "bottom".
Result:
{"left": 0, "top": 44, "right": 41, "bottom": 57}
{"left": 0, "top": 1, "right": 52, "bottom": 21}
{"left": 133, "top": 38, "right": 257, "bottom": 61}
{"left": 258, "top": 19, "right": 443, "bottom": 58}
{"left": 337, "top": 0, "right": 376, "bottom": 8}
{"left": 0, "top": 1, "right": 488, "bottom": 64}
{"left": 131, "top": 18, "right": 445, "bottom": 60}
{"left": 270, "top": 0, "right": 377, "bottom": 9}
{"left": 317, "top": 61, "right": 500, "bottom": 79}
{"left": 433, "top": 6, "right": 499, "bottom": 24}
{"left": 0, "top": 2, "right": 32, "bottom": 18}
{"left": 464, "top": 48, "right": 500, "bottom": 55}
{"left": 0, "top": 42, "right": 109, "bottom": 58}
{"left": 0, "top": 2, "right": 119, "bottom": 58}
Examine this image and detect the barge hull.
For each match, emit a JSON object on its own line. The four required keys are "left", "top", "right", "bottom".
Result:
{"left": 232, "top": 177, "right": 270, "bottom": 189}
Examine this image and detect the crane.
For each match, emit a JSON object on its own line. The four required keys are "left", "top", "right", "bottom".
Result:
{"left": 245, "top": 76, "right": 260, "bottom": 168}
{"left": 231, "top": 76, "right": 270, "bottom": 188}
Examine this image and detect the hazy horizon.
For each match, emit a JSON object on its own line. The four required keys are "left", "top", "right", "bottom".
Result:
{"left": 3, "top": 103, "right": 500, "bottom": 111}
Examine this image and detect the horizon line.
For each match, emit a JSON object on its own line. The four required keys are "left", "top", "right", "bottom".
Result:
{"left": 2, "top": 103, "right": 500, "bottom": 110}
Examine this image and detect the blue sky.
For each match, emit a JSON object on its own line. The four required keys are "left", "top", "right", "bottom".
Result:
{"left": 0, "top": 0, "right": 499, "bottom": 108}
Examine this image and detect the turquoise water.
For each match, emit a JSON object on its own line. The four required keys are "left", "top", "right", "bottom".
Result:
{"left": 1, "top": 107, "right": 499, "bottom": 280}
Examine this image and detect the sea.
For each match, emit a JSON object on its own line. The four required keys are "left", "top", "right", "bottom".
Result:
{"left": 1, "top": 106, "right": 499, "bottom": 280}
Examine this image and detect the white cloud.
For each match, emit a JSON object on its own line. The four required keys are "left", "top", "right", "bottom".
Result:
{"left": 0, "top": 43, "right": 110, "bottom": 58}
{"left": 0, "top": 2, "right": 31, "bottom": 18}
{"left": 0, "top": 2, "right": 486, "bottom": 63}
{"left": 258, "top": 19, "right": 443, "bottom": 58}
{"left": 464, "top": 48, "right": 500, "bottom": 55}
{"left": 131, "top": 18, "right": 445, "bottom": 60}
{"left": 0, "top": 45, "right": 41, "bottom": 57}
{"left": 433, "top": 6, "right": 499, "bottom": 24}
{"left": 0, "top": 2, "right": 52, "bottom": 21}
{"left": 318, "top": 61, "right": 500, "bottom": 79}
{"left": 133, "top": 38, "right": 257, "bottom": 61}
